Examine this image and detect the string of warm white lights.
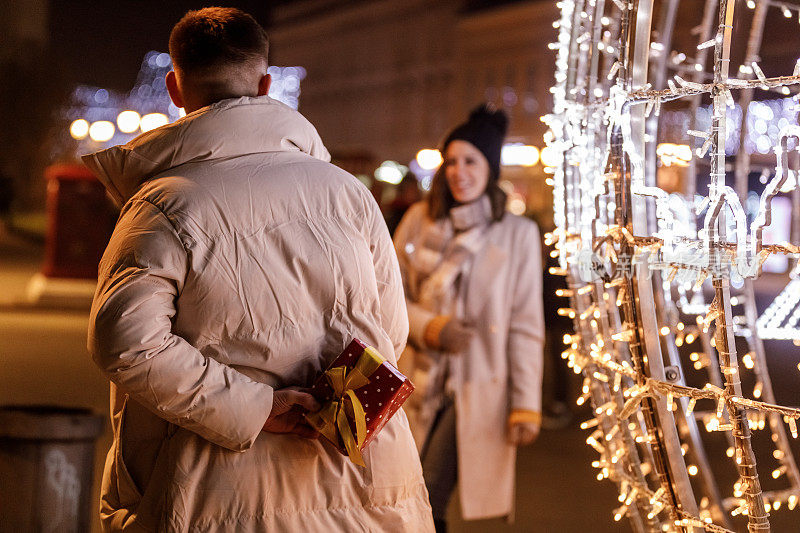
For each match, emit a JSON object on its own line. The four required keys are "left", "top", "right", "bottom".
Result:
{"left": 756, "top": 278, "right": 800, "bottom": 342}
{"left": 562, "top": 338, "right": 800, "bottom": 427}
{"left": 546, "top": 0, "right": 800, "bottom": 530}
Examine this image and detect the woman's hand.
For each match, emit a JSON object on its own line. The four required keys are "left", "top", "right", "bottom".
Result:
{"left": 506, "top": 409, "right": 541, "bottom": 446}
{"left": 439, "top": 319, "right": 475, "bottom": 353}
{"left": 424, "top": 315, "right": 474, "bottom": 353}
{"left": 507, "top": 421, "right": 540, "bottom": 446}
{"left": 263, "top": 387, "right": 321, "bottom": 439}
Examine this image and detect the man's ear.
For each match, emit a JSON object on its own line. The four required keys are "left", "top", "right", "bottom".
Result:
{"left": 165, "top": 71, "right": 185, "bottom": 109}
{"left": 257, "top": 73, "right": 272, "bottom": 97}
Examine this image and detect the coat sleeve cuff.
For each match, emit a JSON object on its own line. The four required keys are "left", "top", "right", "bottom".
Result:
{"left": 407, "top": 300, "right": 436, "bottom": 349}
{"left": 229, "top": 383, "right": 274, "bottom": 451}
{"left": 507, "top": 409, "right": 541, "bottom": 427}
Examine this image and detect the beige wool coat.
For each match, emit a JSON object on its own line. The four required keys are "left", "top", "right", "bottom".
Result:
{"left": 83, "top": 96, "right": 434, "bottom": 532}
{"left": 393, "top": 202, "right": 544, "bottom": 521}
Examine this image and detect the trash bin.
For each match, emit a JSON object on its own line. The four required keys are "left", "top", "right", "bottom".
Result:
{"left": 42, "top": 163, "right": 117, "bottom": 279}
{"left": 0, "top": 405, "right": 104, "bottom": 533}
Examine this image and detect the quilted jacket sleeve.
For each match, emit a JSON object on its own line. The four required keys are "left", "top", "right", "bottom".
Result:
{"left": 88, "top": 198, "right": 274, "bottom": 451}
{"left": 506, "top": 220, "right": 545, "bottom": 412}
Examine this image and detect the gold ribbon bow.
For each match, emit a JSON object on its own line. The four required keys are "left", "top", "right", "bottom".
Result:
{"left": 305, "top": 347, "right": 385, "bottom": 467}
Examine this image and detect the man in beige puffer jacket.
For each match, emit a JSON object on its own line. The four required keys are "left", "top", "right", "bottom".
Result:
{"left": 84, "top": 8, "right": 433, "bottom": 532}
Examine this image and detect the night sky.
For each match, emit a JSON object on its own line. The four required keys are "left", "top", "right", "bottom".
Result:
{"left": 48, "top": 1, "right": 276, "bottom": 93}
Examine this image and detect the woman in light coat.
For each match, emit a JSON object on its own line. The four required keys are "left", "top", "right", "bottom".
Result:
{"left": 393, "top": 105, "right": 544, "bottom": 531}
{"left": 83, "top": 95, "right": 433, "bottom": 532}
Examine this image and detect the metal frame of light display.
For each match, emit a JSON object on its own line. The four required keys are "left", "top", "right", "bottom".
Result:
{"left": 545, "top": 0, "right": 800, "bottom": 531}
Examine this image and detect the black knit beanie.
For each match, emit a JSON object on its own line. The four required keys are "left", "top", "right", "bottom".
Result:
{"left": 441, "top": 104, "right": 509, "bottom": 180}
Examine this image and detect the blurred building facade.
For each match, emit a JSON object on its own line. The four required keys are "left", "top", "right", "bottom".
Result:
{"left": 0, "top": 0, "right": 54, "bottom": 211}
{"left": 268, "top": 0, "right": 558, "bottom": 221}
{"left": 0, "top": 0, "right": 48, "bottom": 60}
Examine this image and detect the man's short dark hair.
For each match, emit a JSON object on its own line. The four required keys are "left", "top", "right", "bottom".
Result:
{"left": 169, "top": 7, "right": 269, "bottom": 78}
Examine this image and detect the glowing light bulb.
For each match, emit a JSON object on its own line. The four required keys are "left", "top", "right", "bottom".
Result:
{"left": 88, "top": 121, "right": 115, "bottom": 142}
{"left": 69, "top": 119, "right": 90, "bottom": 140}
{"left": 374, "top": 161, "right": 407, "bottom": 185}
{"left": 116, "top": 110, "right": 141, "bottom": 133}
{"left": 140, "top": 112, "right": 169, "bottom": 133}
{"left": 501, "top": 144, "right": 539, "bottom": 167}
{"left": 540, "top": 146, "right": 561, "bottom": 167}
{"left": 415, "top": 149, "right": 442, "bottom": 170}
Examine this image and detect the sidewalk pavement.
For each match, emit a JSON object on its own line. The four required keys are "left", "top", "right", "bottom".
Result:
{"left": 0, "top": 229, "right": 44, "bottom": 306}
{"left": 0, "top": 227, "right": 110, "bottom": 533}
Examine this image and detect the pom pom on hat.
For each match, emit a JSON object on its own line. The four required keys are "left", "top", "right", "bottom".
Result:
{"left": 466, "top": 103, "right": 508, "bottom": 137}
{"left": 441, "top": 103, "right": 509, "bottom": 180}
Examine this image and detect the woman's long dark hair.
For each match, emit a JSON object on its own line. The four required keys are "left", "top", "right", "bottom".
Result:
{"left": 426, "top": 164, "right": 507, "bottom": 222}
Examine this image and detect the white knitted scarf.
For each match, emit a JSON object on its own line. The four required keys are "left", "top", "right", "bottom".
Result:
{"left": 411, "top": 195, "right": 493, "bottom": 314}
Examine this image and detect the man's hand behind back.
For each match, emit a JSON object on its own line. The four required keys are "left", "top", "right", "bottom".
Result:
{"left": 263, "top": 387, "right": 321, "bottom": 439}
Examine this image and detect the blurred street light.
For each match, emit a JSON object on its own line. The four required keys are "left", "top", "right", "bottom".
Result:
{"left": 140, "top": 112, "right": 168, "bottom": 133}
{"left": 88, "top": 121, "right": 115, "bottom": 142}
{"left": 416, "top": 149, "right": 443, "bottom": 170}
{"left": 508, "top": 195, "right": 527, "bottom": 215}
{"left": 117, "top": 110, "right": 141, "bottom": 133}
{"left": 501, "top": 144, "right": 540, "bottom": 166}
{"left": 540, "top": 146, "right": 561, "bottom": 168}
{"left": 69, "top": 119, "right": 90, "bottom": 140}
{"left": 374, "top": 161, "right": 406, "bottom": 185}
{"left": 656, "top": 143, "right": 692, "bottom": 167}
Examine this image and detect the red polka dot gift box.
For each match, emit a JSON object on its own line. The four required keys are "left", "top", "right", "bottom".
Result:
{"left": 304, "top": 339, "right": 415, "bottom": 466}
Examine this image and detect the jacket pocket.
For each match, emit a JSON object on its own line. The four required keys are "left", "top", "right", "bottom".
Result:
{"left": 112, "top": 396, "right": 144, "bottom": 507}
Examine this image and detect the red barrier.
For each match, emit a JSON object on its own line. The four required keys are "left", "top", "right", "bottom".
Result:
{"left": 42, "top": 164, "right": 116, "bottom": 279}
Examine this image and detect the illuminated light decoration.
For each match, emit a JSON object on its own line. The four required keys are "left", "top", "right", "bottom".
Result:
{"left": 59, "top": 51, "right": 306, "bottom": 156}
{"left": 415, "top": 148, "right": 443, "bottom": 170}
{"left": 139, "top": 112, "right": 169, "bottom": 133}
{"left": 266, "top": 65, "right": 307, "bottom": 110}
{"left": 499, "top": 180, "right": 528, "bottom": 215}
{"left": 116, "top": 110, "right": 141, "bottom": 134}
{"left": 154, "top": 52, "right": 171, "bottom": 68}
{"left": 656, "top": 143, "right": 692, "bottom": 167}
{"left": 756, "top": 279, "right": 800, "bottom": 341}
{"left": 508, "top": 193, "right": 527, "bottom": 215}
{"left": 69, "top": 119, "right": 89, "bottom": 140}
{"left": 501, "top": 143, "right": 540, "bottom": 166}
{"left": 93, "top": 88, "right": 109, "bottom": 104}
{"left": 658, "top": 97, "right": 798, "bottom": 157}
{"left": 418, "top": 174, "right": 434, "bottom": 192}
{"left": 547, "top": 0, "right": 800, "bottom": 531}
{"left": 540, "top": 145, "right": 561, "bottom": 168}
{"left": 374, "top": 160, "right": 407, "bottom": 185}
{"left": 88, "top": 121, "right": 115, "bottom": 142}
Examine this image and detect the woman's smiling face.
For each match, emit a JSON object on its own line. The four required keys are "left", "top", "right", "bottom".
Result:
{"left": 443, "top": 140, "right": 490, "bottom": 204}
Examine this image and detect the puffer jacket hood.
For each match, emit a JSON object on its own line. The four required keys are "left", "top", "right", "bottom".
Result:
{"left": 82, "top": 95, "right": 331, "bottom": 205}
